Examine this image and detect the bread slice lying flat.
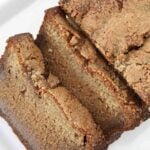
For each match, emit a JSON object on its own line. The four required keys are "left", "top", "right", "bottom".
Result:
{"left": 60, "top": 0, "right": 150, "bottom": 106}
{"left": 0, "top": 33, "right": 106, "bottom": 150}
{"left": 36, "top": 7, "right": 144, "bottom": 141}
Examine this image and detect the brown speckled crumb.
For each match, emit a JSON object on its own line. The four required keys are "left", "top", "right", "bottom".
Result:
{"left": 0, "top": 33, "right": 106, "bottom": 150}
{"left": 36, "top": 7, "right": 144, "bottom": 142}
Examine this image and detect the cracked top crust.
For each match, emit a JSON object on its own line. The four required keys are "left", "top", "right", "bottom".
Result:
{"left": 60, "top": 0, "right": 150, "bottom": 105}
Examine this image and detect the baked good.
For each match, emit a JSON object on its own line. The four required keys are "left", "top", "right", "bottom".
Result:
{"left": 0, "top": 2, "right": 149, "bottom": 149}
{"left": 0, "top": 33, "right": 106, "bottom": 150}
{"left": 59, "top": 0, "right": 150, "bottom": 106}
{"left": 36, "top": 7, "right": 143, "bottom": 140}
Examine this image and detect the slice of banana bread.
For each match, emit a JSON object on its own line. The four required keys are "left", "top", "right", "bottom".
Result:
{"left": 0, "top": 33, "right": 106, "bottom": 150}
{"left": 60, "top": 0, "right": 150, "bottom": 106}
{"left": 36, "top": 7, "right": 143, "bottom": 140}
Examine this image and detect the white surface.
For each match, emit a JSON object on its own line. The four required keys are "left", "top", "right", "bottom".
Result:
{"left": 0, "top": 0, "right": 150, "bottom": 150}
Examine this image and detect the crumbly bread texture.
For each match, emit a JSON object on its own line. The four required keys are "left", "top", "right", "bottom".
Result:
{"left": 0, "top": 33, "right": 106, "bottom": 150}
{"left": 59, "top": 0, "right": 150, "bottom": 106}
{"left": 36, "top": 7, "right": 144, "bottom": 140}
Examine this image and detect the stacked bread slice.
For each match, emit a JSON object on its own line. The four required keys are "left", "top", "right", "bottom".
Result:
{"left": 0, "top": 1, "right": 149, "bottom": 150}
{"left": 0, "top": 34, "right": 106, "bottom": 149}
{"left": 36, "top": 7, "right": 145, "bottom": 141}
{"left": 60, "top": 0, "right": 150, "bottom": 106}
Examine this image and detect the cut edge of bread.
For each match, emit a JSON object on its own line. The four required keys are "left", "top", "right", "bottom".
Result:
{"left": 36, "top": 7, "right": 144, "bottom": 139}
{"left": 0, "top": 33, "right": 106, "bottom": 150}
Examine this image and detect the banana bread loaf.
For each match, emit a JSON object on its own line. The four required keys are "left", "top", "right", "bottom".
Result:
{"left": 0, "top": 33, "right": 106, "bottom": 150}
{"left": 36, "top": 7, "right": 144, "bottom": 141}
{"left": 60, "top": 0, "right": 150, "bottom": 106}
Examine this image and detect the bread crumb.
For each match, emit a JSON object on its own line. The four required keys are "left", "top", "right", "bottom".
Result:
{"left": 80, "top": 41, "right": 97, "bottom": 61}
{"left": 48, "top": 48, "right": 53, "bottom": 53}
{"left": 47, "top": 73, "right": 60, "bottom": 88}
{"left": 70, "top": 36, "right": 78, "bottom": 46}
{"left": 148, "top": 107, "right": 150, "bottom": 112}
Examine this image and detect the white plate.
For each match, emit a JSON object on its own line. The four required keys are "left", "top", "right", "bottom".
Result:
{"left": 0, "top": 0, "right": 150, "bottom": 150}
